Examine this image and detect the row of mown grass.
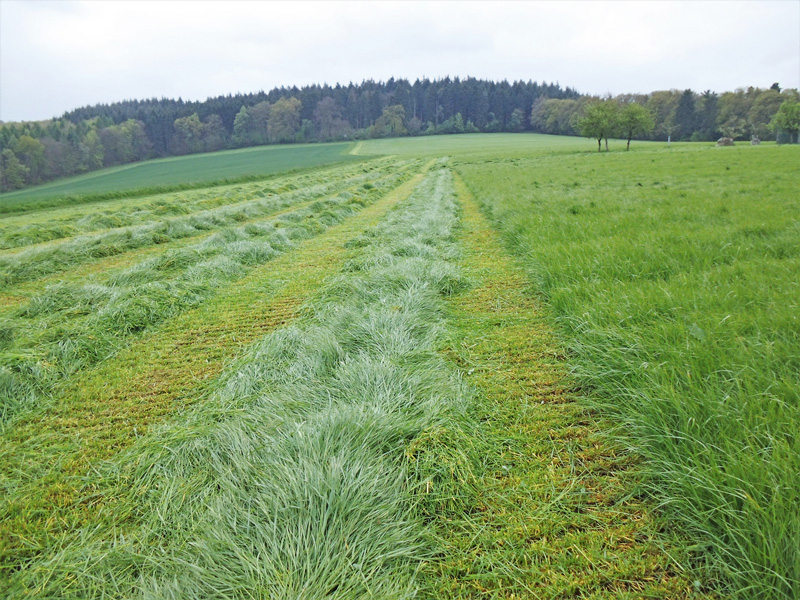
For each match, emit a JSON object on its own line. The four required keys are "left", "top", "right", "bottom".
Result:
{"left": 456, "top": 144, "right": 800, "bottom": 598}
{"left": 0, "top": 158, "right": 375, "bottom": 249}
{"left": 0, "top": 163, "right": 409, "bottom": 308}
{"left": 0, "top": 159, "right": 408, "bottom": 284}
{"left": 0, "top": 161, "right": 417, "bottom": 427}
{"left": 0, "top": 164, "right": 432, "bottom": 595}
{"left": 2, "top": 166, "right": 480, "bottom": 598}
{"left": 0, "top": 142, "right": 367, "bottom": 214}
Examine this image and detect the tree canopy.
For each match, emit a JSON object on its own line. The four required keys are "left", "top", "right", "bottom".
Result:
{"left": 618, "top": 103, "right": 655, "bottom": 150}
{"left": 769, "top": 99, "right": 800, "bottom": 143}
{"left": 577, "top": 100, "right": 619, "bottom": 151}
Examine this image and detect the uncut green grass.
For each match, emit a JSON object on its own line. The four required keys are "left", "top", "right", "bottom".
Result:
{"left": 358, "top": 132, "right": 660, "bottom": 158}
{"left": 0, "top": 163, "right": 416, "bottom": 429}
{"left": 0, "top": 142, "right": 367, "bottom": 213}
{"left": 457, "top": 143, "right": 800, "bottom": 599}
{"left": 4, "top": 167, "right": 479, "bottom": 599}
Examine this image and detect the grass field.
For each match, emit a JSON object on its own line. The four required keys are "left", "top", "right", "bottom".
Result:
{"left": 0, "top": 142, "right": 367, "bottom": 213}
{"left": 356, "top": 132, "right": 601, "bottom": 158}
{"left": 453, "top": 141, "right": 800, "bottom": 598}
{"left": 1, "top": 133, "right": 797, "bottom": 598}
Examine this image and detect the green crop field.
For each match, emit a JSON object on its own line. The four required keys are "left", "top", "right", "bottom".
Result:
{"left": 1, "top": 133, "right": 797, "bottom": 599}
{"left": 0, "top": 142, "right": 367, "bottom": 213}
{"left": 355, "top": 131, "right": 603, "bottom": 157}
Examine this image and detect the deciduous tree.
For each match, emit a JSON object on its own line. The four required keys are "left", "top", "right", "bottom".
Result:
{"left": 203, "top": 114, "right": 228, "bottom": 151}
{"left": 232, "top": 106, "right": 252, "bottom": 147}
{"left": 577, "top": 100, "right": 619, "bottom": 151}
{"left": 14, "top": 135, "right": 45, "bottom": 183}
{"left": 618, "top": 103, "right": 654, "bottom": 150}
{"left": 647, "top": 91, "right": 678, "bottom": 141}
{"left": 508, "top": 107, "right": 525, "bottom": 132}
{"left": 249, "top": 101, "right": 271, "bottom": 145}
{"left": 368, "top": 105, "right": 407, "bottom": 138}
{"left": 313, "top": 97, "right": 349, "bottom": 141}
{"left": 0, "top": 149, "right": 29, "bottom": 190}
{"left": 716, "top": 88, "right": 756, "bottom": 140}
{"left": 268, "top": 97, "right": 302, "bottom": 143}
{"left": 80, "top": 128, "right": 104, "bottom": 171}
{"left": 172, "top": 113, "right": 205, "bottom": 154}
{"left": 769, "top": 99, "right": 800, "bottom": 143}
{"left": 747, "top": 89, "right": 783, "bottom": 139}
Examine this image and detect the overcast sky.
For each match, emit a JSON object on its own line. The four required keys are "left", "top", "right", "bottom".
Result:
{"left": 1, "top": 0, "right": 798, "bottom": 123}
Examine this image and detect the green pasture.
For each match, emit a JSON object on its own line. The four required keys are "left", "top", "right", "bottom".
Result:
{"left": 0, "top": 132, "right": 797, "bottom": 598}
{"left": 358, "top": 131, "right": 665, "bottom": 157}
{"left": 456, "top": 142, "right": 800, "bottom": 598}
{"left": 0, "top": 142, "right": 366, "bottom": 213}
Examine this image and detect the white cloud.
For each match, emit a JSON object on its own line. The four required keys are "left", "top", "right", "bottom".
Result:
{"left": 1, "top": 0, "right": 798, "bottom": 122}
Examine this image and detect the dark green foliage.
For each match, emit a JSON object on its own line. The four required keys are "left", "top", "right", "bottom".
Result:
{"left": 1, "top": 78, "right": 578, "bottom": 193}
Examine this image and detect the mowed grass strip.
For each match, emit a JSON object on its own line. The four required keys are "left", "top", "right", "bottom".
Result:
{"left": 0, "top": 162, "right": 411, "bottom": 317}
{"left": 4, "top": 165, "right": 471, "bottom": 598}
{"left": 0, "top": 165, "right": 432, "bottom": 590}
{"left": 0, "top": 159, "right": 404, "bottom": 287}
{"left": 0, "top": 168, "right": 393, "bottom": 307}
{"left": 0, "top": 163, "right": 417, "bottom": 426}
{"left": 0, "top": 157, "right": 380, "bottom": 250}
{"left": 422, "top": 176, "right": 707, "bottom": 598}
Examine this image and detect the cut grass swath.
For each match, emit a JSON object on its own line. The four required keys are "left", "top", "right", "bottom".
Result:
{"left": 0, "top": 159, "right": 411, "bottom": 286}
{"left": 4, "top": 167, "right": 478, "bottom": 598}
{"left": 0, "top": 166, "right": 432, "bottom": 591}
{"left": 0, "top": 158, "right": 386, "bottom": 250}
{"left": 0, "top": 164, "right": 416, "bottom": 428}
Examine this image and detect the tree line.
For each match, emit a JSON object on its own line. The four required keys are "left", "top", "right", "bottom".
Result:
{"left": 0, "top": 77, "right": 577, "bottom": 191}
{"left": 534, "top": 85, "right": 800, "bottom": 147}
{"left": 1, "top": 77, "right": 798, "bottom": 192}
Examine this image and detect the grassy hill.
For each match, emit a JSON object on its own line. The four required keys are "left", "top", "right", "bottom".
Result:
{"left": 0, "top": 142, "right": 367, "bottom": 213}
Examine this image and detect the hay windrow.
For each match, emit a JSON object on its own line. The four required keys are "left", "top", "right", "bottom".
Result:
{"left": 7, "top": 168, "right": 480, "bottom": 599}
{"left": 0, "top": 163, "right": 416, "bottom": 428}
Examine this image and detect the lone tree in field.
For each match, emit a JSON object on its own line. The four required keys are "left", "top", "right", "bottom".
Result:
{"left": 577, "top": 100, "right": 619, "bottom": 151}
{"left": 618, "top": 103, "right": 654, "bottom": 150}
{"left": 769, "top": 99, "right": 800, "bottom": 143}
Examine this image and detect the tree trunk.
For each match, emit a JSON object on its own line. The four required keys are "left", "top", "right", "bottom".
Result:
{"left": 604, "top": 137, "right": 609, "bottom": 151}
{"left": 597, "top": 138, "right": 601, "bottom": 152}
{"left": 627, "top": 136, "right": 631, "bottom": 150}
